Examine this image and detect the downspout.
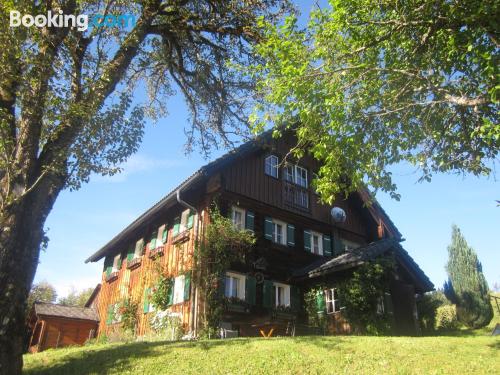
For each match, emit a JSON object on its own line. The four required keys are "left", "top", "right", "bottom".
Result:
{"left": 176, "top": 189, "right": 198, "bottom": 336}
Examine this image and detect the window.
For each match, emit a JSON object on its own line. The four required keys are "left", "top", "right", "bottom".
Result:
{"left": 265, "top": 155, "right": 278, "bottom": 178}
{"left": 325, "top": 289, "right": 340, "bottom": 314}
{"left": 173, "top": 275, "right": 185, "bottom": 304}
{"left": 273, "top": 282, "right": 290, "bottom": 307}
{"left": 295, "top": 165, "right": 308, "bottom": 188}
{"left": 304, "top": 231, "right": 332, "bottom": 256}
{"left": 173, "top": 209, "right": 195, "bottom": 236}
{"left": 231, "top": 207, "right": 245, "bottom": 230}
{"left": 224, "top": 272, "right": 246, "bottom": 300}
{"left": 156, "top": 224, "right": 167, "bottom": 247}
{"left": 106, "top": 303, "right": 122, "bottom": 324}
{"left": 284, "top": 163, "right": 295, "bottom": 182}
{"left": 283, "top": 163, "right": 308, "bottom": 188}
{"left": 134, "top": 239, "right": 144, "bottom": 258}
{"left": 112, "top": 253, "right": 121, "bottom": 272}
{"left": 273, "top": 219, "right": 286, "bottom": 245}
{"left": 311, "top": 231, "right": 323, "bottom": 255}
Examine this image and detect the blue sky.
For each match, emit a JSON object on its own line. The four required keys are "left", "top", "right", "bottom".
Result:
{"left": 33, "top": 2, "right": 499, "bottom": 299}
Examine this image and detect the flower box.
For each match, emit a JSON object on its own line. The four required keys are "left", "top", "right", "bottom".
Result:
{"left": 149, "top": 246, "right": 164, "bottom": 259}
{"left": 126, "top": 257, "right": 142, "bottom": 269}
{"left": 106, "top": 271, "right": 119, "bottom": 282}
{"left": 172, "top": 231, "right": 190, "bottom": 244}
{"left": 227, "top": 304, "right": 248, "bottom": 313}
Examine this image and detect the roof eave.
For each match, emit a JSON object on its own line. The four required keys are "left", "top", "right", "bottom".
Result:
{"left": 84, "top": 170, "right": 204, "bottom": 263}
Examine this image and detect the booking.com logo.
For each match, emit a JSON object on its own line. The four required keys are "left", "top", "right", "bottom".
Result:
{"left": 9, "top": 10, "right": 136, "bottom": 31}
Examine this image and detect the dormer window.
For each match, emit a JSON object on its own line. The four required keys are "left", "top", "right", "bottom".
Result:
{"left": 265, "top": 155, "right": 278, "bottom": 178}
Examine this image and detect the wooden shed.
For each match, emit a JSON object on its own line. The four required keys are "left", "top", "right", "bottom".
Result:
{"left": 27, "top": 302, "right": 99, "bottom": 353}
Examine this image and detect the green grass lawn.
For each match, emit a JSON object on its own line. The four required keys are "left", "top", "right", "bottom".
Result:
{"left": 24, "top": 334, "right": 499, "bottom": 375}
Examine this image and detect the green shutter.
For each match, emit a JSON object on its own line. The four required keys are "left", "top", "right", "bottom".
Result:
{"left": 290, "top": 286, "right": 300, "bottom": 311}
{"left": 218, "top": 274, "right": 226, "bottom": 297}
{"left": 316, "top": 290, "right": 326, "bottom": 313}
{"left": 287, "top": 224, "right": 295, "bottom": 246}
{"left": 245, "top": 276, "right": 256, "bottom": 305}
{"left": 150, "top": 232, "right": 157, "bottom": 250}
{"left": 127, "top": 245, "right": 134, "bottom": 262}
{"left": 263, "top": 280, "right": 274, "bottom": 308}
{"left": 167, "top": 278, "right": 174, "bottom": 306}
{"left": 245, "top": 211, "right": 255, "bottom": 232}
{"left": 106, "top": 304, "right": 114, "bottom": 324}
{"left": 172, "top": 217, "right": 180, "bottom": 236}
{"left": 187, "top": 210, "right": 194, "bottom": 229}
{"left": 143, "top": 288, "right": 150, "bottom": 313}
{"left": 162, "top": 225, "right": 168, "bottom": 243}
{"left": 304, "top": 230, "right": 312, "bottom": 252}
{"left": 264, "top": 217, "right": 273, "bottom": 240}
{"left": 334, "top": 237, "right": 344, "bottom": 255}
{"left": 323, "top": 235, "right": 332, "bottom": 256}
{"left": 183, "top": 273, "right": 191, "bottom": 301}
{"left": 104, "top": 256, "right": 113, "bottom": 277}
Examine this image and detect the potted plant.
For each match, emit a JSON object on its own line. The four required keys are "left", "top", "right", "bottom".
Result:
{"left": 224, "top": 297, "right": 249, "bottom": 313}
{"left": 273, "top": 305, "right": 296, "bottom": 320}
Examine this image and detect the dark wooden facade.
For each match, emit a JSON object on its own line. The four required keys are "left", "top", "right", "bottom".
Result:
{"left": 86, "top": 133, "right": 433, "bottom": 338}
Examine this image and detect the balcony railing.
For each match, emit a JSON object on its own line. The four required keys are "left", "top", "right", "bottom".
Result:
{"left": 283, "top": 181, "right": 309, "bottom": 211}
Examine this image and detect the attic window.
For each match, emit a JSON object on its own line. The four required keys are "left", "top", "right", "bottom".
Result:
{"left": 265, "top": 155, "right": 278, "bottom": 178}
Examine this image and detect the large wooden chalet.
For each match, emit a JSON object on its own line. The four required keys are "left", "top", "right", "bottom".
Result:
{"left": 85, "top": 133, "right": 433, "bottom": 337}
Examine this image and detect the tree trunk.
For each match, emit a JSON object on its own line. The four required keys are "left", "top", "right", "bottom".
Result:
{"left": 0, "top": 175, "right": 64, "bottom": 375}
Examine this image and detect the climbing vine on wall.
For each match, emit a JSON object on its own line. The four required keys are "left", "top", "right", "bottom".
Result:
{"left": 304, "top": 257, "right": 395, "bottom": 335}
{"left": 194, "top": 205, "right": 255, "bottom": 338}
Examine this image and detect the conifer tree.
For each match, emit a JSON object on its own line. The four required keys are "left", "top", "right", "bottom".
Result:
{"left": 444, "top": 225, "right": 493, "bottom": 328}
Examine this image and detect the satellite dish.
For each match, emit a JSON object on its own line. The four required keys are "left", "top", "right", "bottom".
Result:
{"left": 331, "top": 207, "right": 347, "bottom": 223}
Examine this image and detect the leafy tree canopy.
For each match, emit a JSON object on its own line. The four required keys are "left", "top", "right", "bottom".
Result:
{"left": 58, "top": 287, "right": 94, "bottom": 307}
{"left": 249, "top": 0, "right": 499, "bottom": 201}
{"left": 27, "top": 281, "right": 57, "bottom": 312}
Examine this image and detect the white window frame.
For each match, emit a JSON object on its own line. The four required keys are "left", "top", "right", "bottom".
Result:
{"left": 310, "top": 231, "right": 323, "bottom": 255}
{"left": 325, "top": 288, "right": 340, "bottom": 314}
{"left": 224, "top": 272, "right": 246, "bottom": 300}
{"left": 173, "top": 275, "right": 185, "bottom": 304}
{"left": 180, "top": 209, "right": 190, "bottom": 232}
{"left": 273, "top": 282, "right": 290, "bottom": 307}
{"left": 156, "top": 224, "right": 166, "bottom": 247}
{"left": 272, "top": 218, "right": 287, "bottom": 245}
{"left": 284, "top": 163, "right": 295, "bottom": 183}
{"left": 265, "top": 155, "right": 279, "bottom": 178}
{"left": 231, "top": 206, "right": 245, "bottom": 231}
{"left": 112, "top": 253, "right": 121, "bottom": 272}
{"left": 295, "top": 165, "right": 308, "bottom": 188}
{"left": 134, "top": 239, "right": 144, "bottom": 259}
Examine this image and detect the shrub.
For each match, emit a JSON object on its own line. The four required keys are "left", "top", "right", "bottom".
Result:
{"left": 435, "top": 305, "right": 459, "bottom": 330}
{"left": 150, "top": 310, "right": 185, "bottom": 340}
{"left": 416, "top": 290, "right": 447, "bottom": 332}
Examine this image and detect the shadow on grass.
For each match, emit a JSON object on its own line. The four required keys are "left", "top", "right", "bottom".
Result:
{"left": 24, "top": 338, "right": 255, "bottom": 375}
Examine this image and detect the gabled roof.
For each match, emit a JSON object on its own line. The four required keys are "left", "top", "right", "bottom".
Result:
{"left": 85, "top": 130, "right": 403, "bottom": 263}
{"left": 293, "top": 238, "right": 434, "bottom": 292}
{"left": 34, "top": 302, "right": 99, "bottom": 322}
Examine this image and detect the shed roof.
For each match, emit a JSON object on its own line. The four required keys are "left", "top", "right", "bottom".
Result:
{"left": 34, "top": 302, "right": 99, "bottom": 322}
{"left": 293, "top": 238, "right": 434, "bottom": 292}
